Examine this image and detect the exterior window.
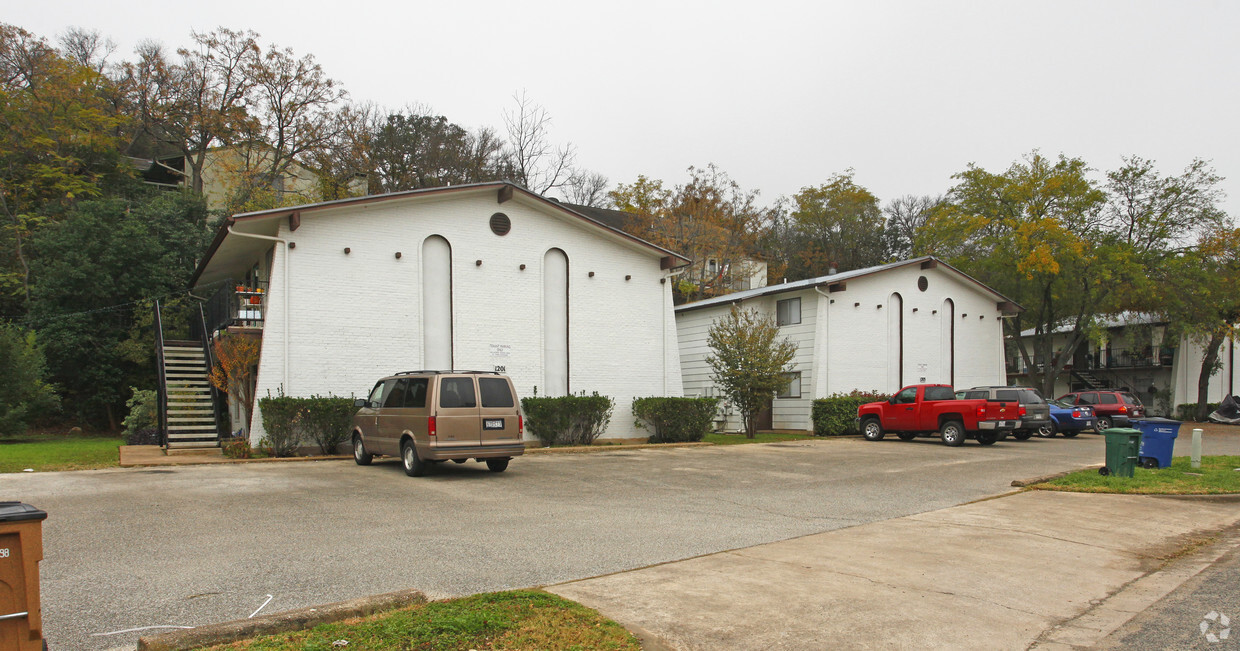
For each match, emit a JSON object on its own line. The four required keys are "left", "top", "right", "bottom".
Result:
{"left": 405, "top": 378, "right": 429, "bottom": 408}
{"left": 439, "top": 377, "right": 477, "bottom": 408}
{"left": 777, "top": 372, "right": 801, "bottom": 399}
{"left": 924, "top": 386, "right": 954, "bottom": 401}
{"left": 894, "top": 387, "right": 917, "bottom": 404}
{"left": 368, "top": 381, "right": 390, "bottom": 406}
{"left": 777, "top": 298, "right": 801, "bottom": 326}
{"left": 1099, "top": 393, "right": 1118, "bottom": 404}
{"left": 384, "top": 379, "right": 410, "bottom": 408}
{"left": 479, "top": 378, "right": 514, "bottom": 408}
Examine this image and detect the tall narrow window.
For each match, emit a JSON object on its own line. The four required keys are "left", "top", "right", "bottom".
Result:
{"left": 941, "top": 298, "right": 955, "bottom": 386}
{"left": 777, "top": 297, "right": 801, "bottom": 326}
{"left": 422, "top": 235, "right": 453, "bottom": 369}
{"left": 888, "top": 293, "right": 903, "bottom": 390}
{"left": 543, "top": 249, "right": 569, "bottom": 396}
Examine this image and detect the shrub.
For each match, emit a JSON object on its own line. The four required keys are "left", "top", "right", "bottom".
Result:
{"left": 1176, "top": 403, "right": 1221, "bottom": 421}
{"left": 300, "top": 396, "right": 356, "bottom": 455}
{"left": 222, "top": 436, "right": 254, "bottom": 459}
{"left": 632, "top": 397, "right": 719, "bottom": 443}
{"left": 521, "top": 392, "right": 615, "bottom": 446}
{"left": 813, "top": 390, "right": 891, "bottom": 435}
{"left": 258, "top": 390, "right": 303, "bottom": 457}
{"left": 0, "top": 325, "right": 59, "bottom": 437}
{"left": 122, "top": 387, "right": 158, "bottom": 437}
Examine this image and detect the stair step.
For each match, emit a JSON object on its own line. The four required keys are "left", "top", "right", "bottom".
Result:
{"left": 167, "top": 441, "right": 220, "bottom": 449}
{"left": 168, "top": 425, "right": 218, "bottom": 432}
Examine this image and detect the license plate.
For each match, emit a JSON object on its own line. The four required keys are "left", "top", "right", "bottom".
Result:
{"left": 483, "top": 419, "right": 504, "bottom": 430}
{"left": 996, "top": 421, "right": 1011, "bottom": 428}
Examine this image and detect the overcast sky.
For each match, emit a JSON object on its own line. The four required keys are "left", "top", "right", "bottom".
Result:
{"left": 11, "top": 0, "right": 1239, "bottom": 216}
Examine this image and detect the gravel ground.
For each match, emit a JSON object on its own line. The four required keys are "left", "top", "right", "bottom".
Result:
{"left": 3, "top": 426, "right": 1237, "bottom": 650}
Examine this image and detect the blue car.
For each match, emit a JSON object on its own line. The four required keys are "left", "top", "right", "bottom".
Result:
{"left": 1037, "top": 399, "right": 1098, "bottom": 438}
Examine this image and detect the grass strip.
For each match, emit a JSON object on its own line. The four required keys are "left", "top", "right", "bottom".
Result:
{"left": 204, "top": 590, "right": 640, "bottom": 651}
{"left": 703, "top": 431, "right": 818, "bottom": 445}
{"left": 0, "top": 434, "right": 122, "bottom": 472}
{"left": 1032, "top": 455, "right": 1240, "bottom": 494}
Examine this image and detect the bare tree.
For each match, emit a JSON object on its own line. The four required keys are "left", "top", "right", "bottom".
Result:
{"left": 57, "top": 27, "right": 116, "bottom": 75}
{"left": 562, "top": 170, "right": 610, "bottom": 207}
{"left": 502, "top": 90, "right": 576, "bottom": 195}
{"left": 883, "top": 194, "right": 942, "bottom": 259}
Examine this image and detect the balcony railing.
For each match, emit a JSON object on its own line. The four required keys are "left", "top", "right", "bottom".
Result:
{"left": 201, "top": 279, "right": 268, "bottom": 338}
{"left": 1007, "top": 346, "right": 1175, "bottom": 374}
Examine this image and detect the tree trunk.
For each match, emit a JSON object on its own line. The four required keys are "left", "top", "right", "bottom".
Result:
{"left": 1195, "top": 330, "right": 1226, "bottom": 421}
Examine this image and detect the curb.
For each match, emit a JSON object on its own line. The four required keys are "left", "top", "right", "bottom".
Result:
{"left": 526, "top": 442, "right": 713, "bottom": 454}
{"left": 136, "top": 589, "right": 426, "bottom": 651}
{"left": 1011, "top": 464, "right": 1103, "bottom": 487}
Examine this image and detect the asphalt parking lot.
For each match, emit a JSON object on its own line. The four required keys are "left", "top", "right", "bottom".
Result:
{"left": 5, "top": 429, "right": 1238, "bottom": 650}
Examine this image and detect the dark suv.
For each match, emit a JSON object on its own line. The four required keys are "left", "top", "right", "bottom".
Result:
{"left": 1057, "top": 390, "right": 1145, "bottom": 431}
{"left": 957, "top": 386, "right": 1051, "bottom": 440}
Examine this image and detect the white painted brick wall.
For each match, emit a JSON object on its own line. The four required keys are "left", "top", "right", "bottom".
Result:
{"left": 246, "top": 191, "right": 681, "bottom": 444}
{"left": 677, "top": 264, "right": 1009, "bottom": 432}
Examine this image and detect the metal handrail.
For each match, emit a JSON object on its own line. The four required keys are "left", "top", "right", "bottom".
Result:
{"left": 197, "top": 303, "right": 229, "bottom": 440}
{"left": 153, "top": 300, "right": 169, "bottom": 448}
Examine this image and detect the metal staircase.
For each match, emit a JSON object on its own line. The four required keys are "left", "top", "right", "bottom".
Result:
{"left": 161, "top": 340, "right": 220, "bottom": 449}
{"left": 1071, "top": 370, "right": 1105, "bottom": 391}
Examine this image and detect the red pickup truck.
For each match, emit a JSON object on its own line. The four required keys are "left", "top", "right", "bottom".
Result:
{"left": 856, "top": 384, "right": 1024, "bottom": 446}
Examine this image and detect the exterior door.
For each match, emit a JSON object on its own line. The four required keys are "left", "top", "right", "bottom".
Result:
{"left": 755, "top": 399, "right": 773, "bottom": 431}
{"left": 890, "top": 386, "right": 919, "bottom": 431}
{"left": 477, "top": 376, "right": 521, "bottom": 445}
{"left": 434, "top": 376, "right": 481, "bottom": 450}
{"left": 376, "top": 378, "right": 410, "bottom": 455}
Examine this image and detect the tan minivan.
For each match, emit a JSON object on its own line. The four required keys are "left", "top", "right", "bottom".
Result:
{"left": 351, "top": 371, "right": 525, "bottom": 476}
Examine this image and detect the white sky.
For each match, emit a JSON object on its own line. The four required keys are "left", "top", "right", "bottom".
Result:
{"left": 11, "top": 0, "right": 1240, "bottom": 216}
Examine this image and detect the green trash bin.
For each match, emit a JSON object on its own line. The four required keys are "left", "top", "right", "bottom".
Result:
{"left": 1100, "top": 428, "right": 1141, "bottom": 477}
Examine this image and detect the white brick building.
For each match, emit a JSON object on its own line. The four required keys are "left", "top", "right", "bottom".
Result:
{"left": 189, "top": 182, "right": 688, "bottom": 444}
{"left": 675, "top": 257, "right": 1019, "bottom": 432}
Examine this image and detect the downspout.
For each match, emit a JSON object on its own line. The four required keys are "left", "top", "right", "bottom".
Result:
{"left": 813, "top": 286, "right": 832, "bottom": 398}
{"left": 663, "top": 266, "right": 690, "bottom": 395}
{"left": 226, "top": 226, "right": 289, "bottom": 392}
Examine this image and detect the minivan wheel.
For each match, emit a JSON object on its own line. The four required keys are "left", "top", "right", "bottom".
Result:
{"left": 401, "top": 440, "right": 425, "bottom": 477}
{"left": 486, "top": 458, "right": 510, "bottom": 473}
{"left": 353, "top": 435, "right": 373, "bottom": 466}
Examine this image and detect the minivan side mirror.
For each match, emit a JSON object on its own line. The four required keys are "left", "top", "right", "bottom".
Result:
{"left": 354, "top": 398, "right": 369, "bottom": 408}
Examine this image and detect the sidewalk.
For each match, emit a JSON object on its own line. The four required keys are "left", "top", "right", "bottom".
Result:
{"left": 548, "top": 491, "right": 1240, "bottom": 650}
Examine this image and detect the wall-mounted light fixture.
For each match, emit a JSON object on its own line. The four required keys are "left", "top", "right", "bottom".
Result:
{"left": 394, "top": 251, "right": 401, "bottom": 259}
{"left": 520, "top": 264, "right": 526, "bottom": 270}
{"left": 854, "top": 302, "right": 860, "bottom": 307}
{"left": 625, "top": 275, "right": 631, "bottom": 281}
{"left": 343, "top": 247, "right": 351, "bottom": 254}
{"left": 475, "top": 259, "right": 482, "bottom": 266}
{"left": 288, "top": 242, "right": 296, "bottom": 249}
{"left": 912, "top": 307, "right": 919, "bottom": 312}
{"left": 588, "top": 271, "right": 595, "bottom": 277}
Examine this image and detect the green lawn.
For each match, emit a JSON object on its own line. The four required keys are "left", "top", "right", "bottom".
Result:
{"left": 704, "top": 431, "right": 818, "bottom": 445}
{"left": 0, "top": 434, "right": 122, "bottom": 473}
{"left": 204, "top": 590, "right": 640, "bottom": 651}
{"left": 1033, "top": 455, "right": 1240, "bottom": 494}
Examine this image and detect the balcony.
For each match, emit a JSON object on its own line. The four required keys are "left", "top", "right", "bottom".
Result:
{"left": 202, "top": 279, "right": 268, "bottom": 337}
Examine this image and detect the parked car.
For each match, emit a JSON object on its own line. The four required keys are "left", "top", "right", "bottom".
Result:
{"left": 1057, "top": 390, "right": 1145, "bottom": 431}
{"left": 955, "top": 386, "right": 1051, "bottom": 441}
{"left": 1040, "top": 398, "right": 1097, "bottom": 437}
{"left": 857, "top": 384, "right": 1022, "bottom": 446}
{"left": 351, "top": 370, "right": 525, "bottom": 476}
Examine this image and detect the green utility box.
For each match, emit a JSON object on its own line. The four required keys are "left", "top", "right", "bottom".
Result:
{"left": 1100, "top": 428, "right": 1141, "bottom": 477}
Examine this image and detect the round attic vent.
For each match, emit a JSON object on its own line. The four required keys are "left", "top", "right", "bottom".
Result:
{"left": 490, "top": 212, "right": 511, "bottom": 236}
{"left": 917, "top": 275, "right": 929, "bottom": 292}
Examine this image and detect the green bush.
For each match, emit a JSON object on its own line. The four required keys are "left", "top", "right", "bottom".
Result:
{"left": 632, "top": 397, "right": 719, "bottom": 443}
{"left": 521, "top": 392, "right": 615, "bottom": 446}
{"left": 258, "top": 390, "right": 303, "bottom": 457}
{"left": 0, "top": 325, "right": 59, "bottom": 437}
{"left": 1176, "top": 403, "right": 1221, "bottom": 421}
{"left": 812, "top": 390, "right": 891, "bottom": 435}
{"left": 300, "top": 396, "right": 356, "bottom": 455}
{"left": 122, "top": 387, "right": 158, "bottom": 437}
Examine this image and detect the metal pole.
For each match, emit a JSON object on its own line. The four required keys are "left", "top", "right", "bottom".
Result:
{"left": 1191, "top": 428, "right": 1202, "bottom": 468}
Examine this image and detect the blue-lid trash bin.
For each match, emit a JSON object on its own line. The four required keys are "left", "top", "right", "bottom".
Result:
{"left": 1133, "top": 417, "right": 1182, "bottom": 469}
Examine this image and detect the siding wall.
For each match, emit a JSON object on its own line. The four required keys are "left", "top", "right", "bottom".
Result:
{"left": 246, "top": 192, "right": 681, "bottom": 444}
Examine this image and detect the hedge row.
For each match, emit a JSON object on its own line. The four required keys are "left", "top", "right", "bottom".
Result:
{"left": 1175, "top": 402, "right": 1221, "bottom": 421}
{"left": 632, "top": 397, "right": 719, "bottom": 443}
{"left": 257, "top": 393, "right": 356, "bottom": 456}
{"left": 521, "top": 393, "right": 614, "bottom": 447}
{"left": 812, "top": 390, "right": 891, "bottom": 435}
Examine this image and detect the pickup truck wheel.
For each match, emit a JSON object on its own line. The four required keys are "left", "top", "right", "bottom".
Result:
{"left": 401, "top": 439, "right": 426, "bottom": 477}
{"left": 976, "top": 431, "right": 998, "bottom": 445}
{"left": 353, "top": 435, "right": 373, "bottom": 466}
{"left": 897, "top": 432, "right": 917, "bottom": 441}
{"left": 1096, "top": 417, "right": 1112, "bottom": 432}
{"left": 862, "top": 418, "right": 885, "bottom": 441}
{"left": 1013, "top": 431, "right": 1032, "bottom": 441}
{"left": 1036, "top": 422, "right": 1056, "bottom": 438}
{"left": 940, "top": 421, "right": 966, "bottom": 447}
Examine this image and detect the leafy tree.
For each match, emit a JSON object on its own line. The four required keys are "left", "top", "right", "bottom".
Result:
{"left": 28, "top": 191, "right": 211, "bottom": 427}
{"left": 919, "top": 152, "right": 1113, "bottom": 398}
{"left": 208, "top": 333, "right": 260, "bottom": 434}
{"left": 706, "top": 307, "right": 797, "bottom": 438}
{"left": 0, "top": 323, "right": 59, "bottom": 436}
{"left": 785, "top": 171, "right": 888, "bottom": 278}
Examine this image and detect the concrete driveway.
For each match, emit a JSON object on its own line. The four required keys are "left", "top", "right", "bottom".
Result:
{"left": 4, "top": 429, "right": 1238, "bottom": 650}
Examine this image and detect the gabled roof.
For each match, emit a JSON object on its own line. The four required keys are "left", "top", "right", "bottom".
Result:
{"left": 189, "top": 182, "right": 689, "bottom": 288}
{"left": 675, "top": 256, "right": 1023, "bottom": 313}
{"left": 1017, "top": 312, "right": 1165, "bottom": 337}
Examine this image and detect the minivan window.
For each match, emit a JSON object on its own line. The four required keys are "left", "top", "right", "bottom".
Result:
{"left": 368, "top": 381, "right": 388, "bottom": 406}
{"left": 440, "top": 377, "right": 477, "bottom": 408}
{"left": 405, "top": 378, "right": 428, "bottom": 408}
{"left": 1100, "top": 394, "right": 1118, "bottom": 404}
{"left": 479, "top": 377, "right": 514, "bottom": 408}
{"left": 965, "top": 390, "right": 987, "bottom": 400}
{"left": 384, "top": 378, "right": 410, "bottom": 408}
{"left": 995, "top": 390, "right": 1020, "bottom": 402}
{"left": 924, "top": 387, "right": 955, "bottom": 401}
{"left": 1018, "top": 389, "right": 1045, "bottom": 404}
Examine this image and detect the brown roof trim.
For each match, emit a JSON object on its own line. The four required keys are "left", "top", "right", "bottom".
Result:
{"left": 189, "top": 182, "right": 689, "bottom": 288}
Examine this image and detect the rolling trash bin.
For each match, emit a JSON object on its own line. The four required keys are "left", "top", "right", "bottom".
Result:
{"left": 0, "top": 502, "right": 48, "bottom": 651}
{"left": 1132, "top": 417, "right": 1182, "bottom": 469}
{"left": 1099, "top": 428, "right": 1141, "bottom": 477}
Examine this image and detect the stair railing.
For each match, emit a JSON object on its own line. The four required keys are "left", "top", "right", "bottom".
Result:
{"left": 153, "top": 299, "right": 169, "bottom": 448}
{"left": 195, "top": 302, "right": 230, "bottom": 440}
